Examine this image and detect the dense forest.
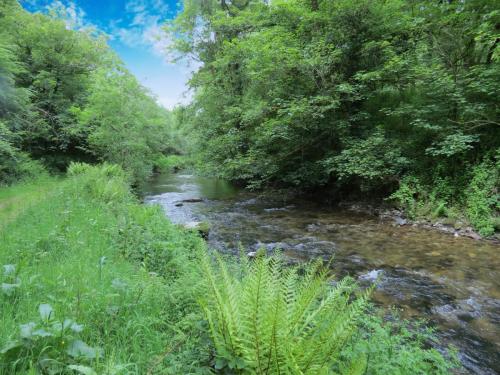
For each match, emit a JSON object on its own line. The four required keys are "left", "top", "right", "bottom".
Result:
{"left": 0, "top": 0, "right": 498, "bottom": 374}
{"left": 0, "top": 0, "right": 179, "bottom": 184}
{"left": 169, "top": 0, "right": 499, "bottom": 235}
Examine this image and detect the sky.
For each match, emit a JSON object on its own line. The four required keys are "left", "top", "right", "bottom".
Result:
{"left": 21, "top": 0, "right": 193, "bottom": 109}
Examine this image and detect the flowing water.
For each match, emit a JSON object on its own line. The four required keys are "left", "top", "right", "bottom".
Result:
{"left": 143, "top": 173, "right": 500, "bottom": 375}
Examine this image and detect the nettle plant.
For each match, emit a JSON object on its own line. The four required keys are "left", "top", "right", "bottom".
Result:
{"left": 1, "top": 264, "right": 21, "bottom": 300}
{"left": 0, "top": 303, "right": 101, "bottom": 375}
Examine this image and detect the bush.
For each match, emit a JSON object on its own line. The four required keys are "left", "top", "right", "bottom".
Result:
{"left": 0, "top": 122, "right": 46, "bottom": 185}
{"left": 199, "top": 252, "right": 455, "bottom": 374}
{"left": 389, "top": 176, "right": 424, "bottom": 219}
{"left": 465, "top": 156, "right": 499, "bottom": 236}
{"left": 200, "top": 252, "right": 370, "bottom": 373}
{"left": 154, "top": 154, "right": 188, "bottom": 173}
{"left": 66, "top": 162, "right": 131, "bottom": 204}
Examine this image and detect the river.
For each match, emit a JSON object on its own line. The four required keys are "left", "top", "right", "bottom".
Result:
{"left": 143, "top": 172, "right": 500, "bottom": 375}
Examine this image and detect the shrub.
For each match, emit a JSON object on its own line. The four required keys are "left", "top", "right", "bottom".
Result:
{"left": 0, "top": 122, "right": 46, "bottom": 186}
{"left": 199, "top": 252, "right": 373, "bottom": 374}
{"left": 389, "top": 176, "right": 424, "bottom": 219}
{"left": 465, "top": 156, "right": 499, "bottom": 236}
{"left": 199, "top": 252, "right": 456, "bottom": 374}
{"left": 66, "top": 162, "right": 131, "bottom": 204}
{"left": 0, "top": 303, "right": 101, "bottom": 374}
{"left": 154, "top": 154, "right": 188, "bottom": 173}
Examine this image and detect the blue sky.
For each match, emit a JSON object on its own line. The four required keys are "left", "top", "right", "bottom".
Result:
{"left": 21, "top": 0, "right": 193, "bottom": 109}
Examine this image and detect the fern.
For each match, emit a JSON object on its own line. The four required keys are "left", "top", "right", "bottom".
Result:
{"left": 198, "top": 252, "right": 371, "bottom": 374}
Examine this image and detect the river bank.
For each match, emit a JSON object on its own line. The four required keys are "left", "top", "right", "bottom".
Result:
{"left": 337, "top": 202, "right": 499, "bottom": 243}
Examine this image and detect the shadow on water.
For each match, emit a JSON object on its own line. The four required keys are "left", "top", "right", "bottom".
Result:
{"left": 143, "top": 172, "right": 500, "bottom": 375}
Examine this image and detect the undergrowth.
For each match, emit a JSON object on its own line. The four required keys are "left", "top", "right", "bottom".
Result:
{"left": 390, "top": 154, "right": 499, "bottom": 237}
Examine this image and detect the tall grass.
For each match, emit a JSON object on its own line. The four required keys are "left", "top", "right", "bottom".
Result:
{"left": 0, "top": 164, "right": 208, "bottom": 374}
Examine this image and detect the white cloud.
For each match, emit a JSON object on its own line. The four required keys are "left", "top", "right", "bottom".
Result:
{"left": 125, "top": 0, "right": 169, "bottom": 15}
{"left": 45, "top": 0, "right": 96, "bottom": 31}
{"left": 111, "top": 0, "right": 173, "bottom": 59}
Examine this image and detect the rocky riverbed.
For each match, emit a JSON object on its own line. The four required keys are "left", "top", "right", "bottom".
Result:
{"left": 143, "top": 173, "right": 500, "bottom": 375}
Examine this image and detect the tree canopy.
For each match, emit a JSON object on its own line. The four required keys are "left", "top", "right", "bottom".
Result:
{"left": 168, "top": 0, "right": 499, "bottom": 234}
{"left": 0, "top": 0, "right": 176, "bottom": 182}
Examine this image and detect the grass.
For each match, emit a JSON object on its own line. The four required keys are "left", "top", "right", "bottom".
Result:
{"left": 0, "top": 164, "right": 457, "bottom": 374}
{"left": 0, "top": 164, "right": 209, "bottom": 374}
{"left": 0, "top": 177, "right": 58, "bottom": 229}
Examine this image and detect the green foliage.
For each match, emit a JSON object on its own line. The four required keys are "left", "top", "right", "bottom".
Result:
{"left": 344, "top": 315, "right": 458, "bottom": 374}
{"left": 154, "top": 154, "right": 189, "bottom": 173}
{"left": 170, "top": 0, "right": 500, "bottom": 234}
{"left": 465, "top": 155, "right": 499, "bottom": 236}
{"left": 0, "top": 164, "right": 210, "bottom": 374}
{"left": 1, "top": 303, "right": 101, "bottom": 374}
{"left": 323, "top": 129, "right": 407, "bottom": 190}
{"left": 200, "top": 252, "right": 371, "bottom": 373}
{"left": 389, "top": 153, "right": 499, "bottom": 235}
{"left": 0, "top": 2, "right": 107, "bottom": 166}
{"left": 0, "top": 38, "right": 27, "bottom": 117}
{"left": 0, "top": 2, "right": 177, "bottom": 184}
{"left": 432, "top": 202, "right": 449, "bottom": 219}
{"left": 389, "top": 176, "right": 424, "bottom": 219}
{"left": 199, "top": 252, "right": 455, "bottom": 374}
{"left": 0, "top": 165, "right": 456, "bottom": 373}
{"left": 75, "top": 66, "right": 174, "bottom": 182}
{"left": 0, "top": 122, "right": 46, "bottom": 185}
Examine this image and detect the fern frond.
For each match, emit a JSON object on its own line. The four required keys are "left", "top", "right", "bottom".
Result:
{"left": 198, "top": 251, "right": 373, "bottom": 375}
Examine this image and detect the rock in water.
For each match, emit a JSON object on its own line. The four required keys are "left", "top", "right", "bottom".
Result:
{"left": 183, "top": 221, "right": 210, "bottom": 239}
{"left": 181, "top": 198, "right": 203, "bottom": 203}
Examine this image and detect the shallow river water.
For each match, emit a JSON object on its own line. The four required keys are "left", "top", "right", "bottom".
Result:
{"left": 143, "top": 173, "right": 500, "bottom": 375}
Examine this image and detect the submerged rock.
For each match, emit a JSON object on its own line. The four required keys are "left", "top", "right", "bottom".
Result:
{"left": 181, "top": 198, "right": 204, "bottom": 203}
{"left": 359, "top": 269, "right": 383, "bottom": 282}
{"left": 393, "top": 216, "right": 407, "bottom": 226}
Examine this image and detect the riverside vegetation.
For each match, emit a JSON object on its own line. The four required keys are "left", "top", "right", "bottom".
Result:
{"left": 0, "top": 164, "right": 457, "bottom": 374}
{"left": 168, "top": 0, "right": 499, "bottom": 236}
{"left": 0, "top": 0, "right": 496, "bottom": 373}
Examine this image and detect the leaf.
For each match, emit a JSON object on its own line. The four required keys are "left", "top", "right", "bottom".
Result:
{"left": 67, "top": 365, "right": 97, "bottom": 375}
{"left": 70, "top": 321, "right": 84, "bottom": 333}
{"left": 20, "top": 322, "right": 36, "bottom": 338}
{"left": 0, "top": 340, "right": 22, "bottom": 355}
{"left": 1, "top": 283, "right": 20, "bottom": 296}
{"left": 32, "top": 328, "right": 53, "bottom": 337}
{"left": 52, "top": 318, "right": 83, "bottom": 333}
{"left": 111, "top": 278, "right": 128, "bottom": 291}
{"left": 67, "top": 340, "right": 101, "bottom": 359}
{"left": 2, "top": 264, "right": 15, "bottom": 276}
{"left": 39, "top": 303, "right": 54, "bottom": 321}
{"left": 347, "top": 352, "right": 368, "bottom": 375}
{"left": 215, "top": 357, "right": 227, "bottom": 370}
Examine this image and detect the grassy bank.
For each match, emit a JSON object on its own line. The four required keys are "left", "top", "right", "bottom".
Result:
{"left": 0, "top": 164, "right": 209, "bottom": 374}
{"left": 0, "top": 164, "right": 456, "bottom": 374}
